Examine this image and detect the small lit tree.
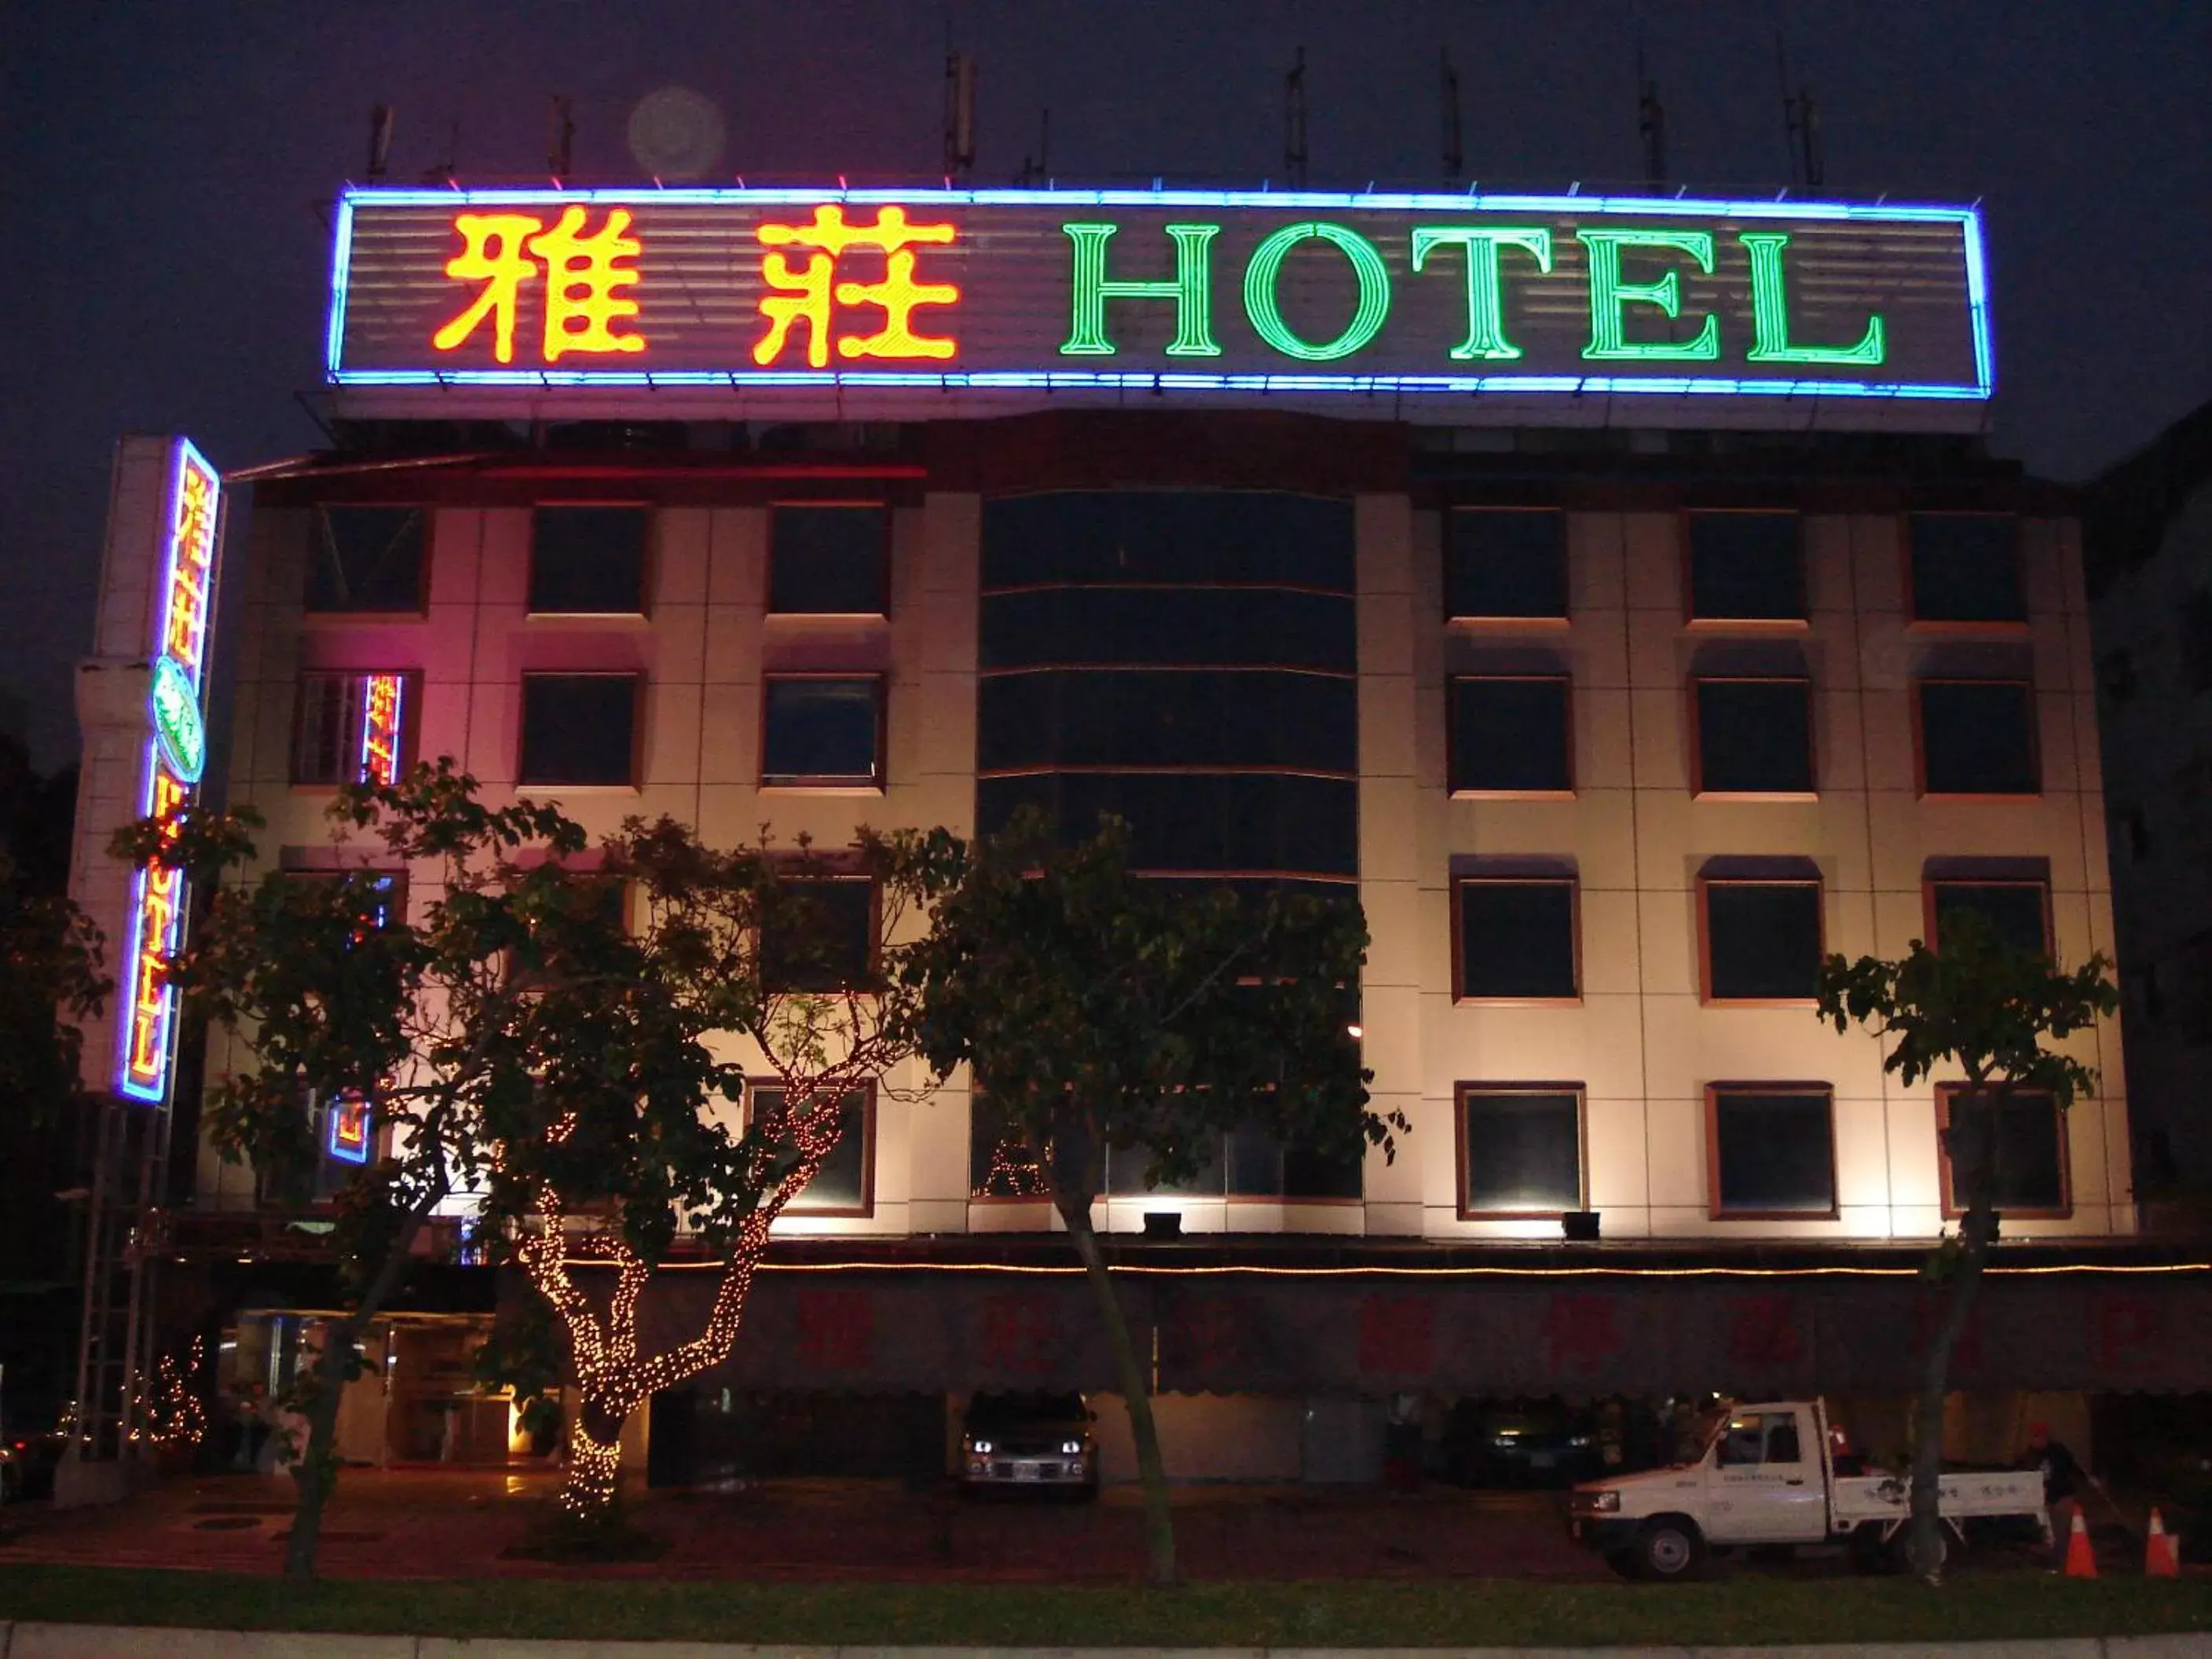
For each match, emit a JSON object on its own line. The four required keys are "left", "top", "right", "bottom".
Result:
{"left": 481, "top": 819, "right": 950, "bottom": 1521}
{"left": 899, "top": 810, "right": 1398, "bottom": 1587}
{"left": 1816, "top": 909, "right": 2115, "bottom": 1583}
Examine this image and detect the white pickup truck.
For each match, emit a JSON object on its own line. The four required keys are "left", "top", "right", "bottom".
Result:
{"left": 1568, "top": 1398, "right": 2049, "bottom": 1580}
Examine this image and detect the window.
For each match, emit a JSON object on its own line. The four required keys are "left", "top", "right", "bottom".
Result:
{"left": 1448, "top": 676, "right": 1573, "bottom": 794}
{"left": 966, "top": 1106, "right": 1360, "bottom": 1201}
{"left": 969, "top": 1095, "right": 1049, "bottom": 1199}
{"left": 1445, "top": 508, "right": 1568, "bottom": 621}
{"left": 1456, "top": 1086, "right": 1585, "bottom": 1218}
{"left": 761, "top": 676, "right": 884, "bottom": 787}
{"left": 1917, "top": 679, "right": 2039, "bottom": 796}
{"left": 529, "top": 507, "right": 648, "bottom": 614}
{"left": 1716, "top": 1410, "right": 1807, "bottom": 1467}
{"left": 1687, "top": 512, "right": 1804, "bottom": 623}
{"left": 1708, "top": 1086, "right": 1837, "bottom": 1218}
{"left": 1455, "top": 878, "right": 1578, "bottom": 1001}
{"left": 769, "top": 504, "right": 888, "bottom": 615}
{"left": 760, "top": 878, "right": 876, "bottom": 991}
{"left": 1928, "top": 880, "right": 2051, "bottom": 958}
{"left": 1937, "top": 1085, "right": 2069, "bottom": 1217}
{"left": 518, "top": 674, "right": 639, "bottom": 786}
{"left": 1908, "top": 515, "right": 2024, "bottom": 624}
{"left": 751, "top": 1083, "right": 873, "bottom": 1215}
{"left": 1701, "top": 880, "right": 1823, "bottom": 1002}
{"left": 978, "top": 669, "right": 1356, "bottom": 774}
{"left": 1694, "top": 678, "right": 1815, "bottom": 795}
{"left": 292, "top": 672, "right": 416, "bottom": 786}
{"left": 307, "top": 507, "right": 426, "bottom": 613}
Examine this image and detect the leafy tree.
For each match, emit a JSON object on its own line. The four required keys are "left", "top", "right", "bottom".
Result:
{"left": 1816, "top": 909, "right": 2115, "bottom": 1582}
{"left": 899, "top": 810, "right": 1398, "bottom": 1587}
{"left": 478, "top": 816, "right": 950, "bottom": 1522}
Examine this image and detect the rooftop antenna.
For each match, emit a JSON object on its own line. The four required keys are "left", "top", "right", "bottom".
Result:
{"left": 1284, "top": 46, "right": 1309, "bottom": 188}
{"left": 1016, "top": 106, "right": 1050, "bottom": 186}
{"left": 421, "top": 118, "right": 458, "bottom": 185}
{"left": 365, "top": 104, "right": 394, "bottom": 181}
{"left": 1439, "top": 47, "right": 1464, "bottom": 184}
{"left": 1776, "top": 36, "right": 1824, "bottom": 189}
{"left": 548, "top": 95, "right": 575, "bottom": 178}
{"left": 1635, "top": 40, "right": 1668, "bottom": 185}
{"left": 943, "top": 38, "right": 976, "bottom": 180}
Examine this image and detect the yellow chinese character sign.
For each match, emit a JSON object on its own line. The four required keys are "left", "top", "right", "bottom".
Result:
{"left": 754, "top": 205, "right": 961, "bottom": 367}
{"left": 434, "top": 207, "right": 646, "bottom": 364}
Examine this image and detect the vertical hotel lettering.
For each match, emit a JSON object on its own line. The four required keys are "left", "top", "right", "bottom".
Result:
{"left": 118, "top": 440, "right": 222, "bottom": 1104}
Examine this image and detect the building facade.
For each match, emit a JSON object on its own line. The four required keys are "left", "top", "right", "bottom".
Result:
{"left": 68, "top": 185, "right": 2211, "bottom": 1488}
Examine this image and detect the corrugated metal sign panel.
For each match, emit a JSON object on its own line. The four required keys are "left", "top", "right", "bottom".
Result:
{"left": 328, "top": 186, "right": 1990, "bottom": 431}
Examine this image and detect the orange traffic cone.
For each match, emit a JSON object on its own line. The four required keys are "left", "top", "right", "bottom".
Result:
{"left": 2064, "top": 1507, "right": 2097, "bottom": 1578}
{"left": 2145, "top": 1507, "right": 2181, "bottom": 1578}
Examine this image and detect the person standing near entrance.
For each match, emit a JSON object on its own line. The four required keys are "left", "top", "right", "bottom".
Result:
{"left": 2019, "top": 1421, "right": 2084, "bottom": 1552}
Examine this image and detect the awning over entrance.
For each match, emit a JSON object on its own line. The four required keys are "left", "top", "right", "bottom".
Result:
{"left": 617, "top": 1262, "right": 2212, "bottom": 1397}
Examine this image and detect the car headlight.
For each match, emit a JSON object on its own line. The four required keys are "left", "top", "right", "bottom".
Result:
{"left": 1062, "top": 1439, "right": 1083, "bottom": 1456}
{"left": 1580, "top": 1489, "right": 1621, "bottom": 1512}
{"left": 969, "top": 1438, "right": 992, "bottom": 1455}
{"left": 1569, "top": 1434, "right": 1595, "bottom": 1448}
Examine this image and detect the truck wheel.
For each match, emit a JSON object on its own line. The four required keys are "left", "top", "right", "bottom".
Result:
{"left": 1637, "top": 1516, "right": 1707, "bottom": 1581}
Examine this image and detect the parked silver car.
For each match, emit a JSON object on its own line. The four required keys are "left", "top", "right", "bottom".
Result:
{"left": 959, "top": 1390, "right": 1098, "bottom": 1498}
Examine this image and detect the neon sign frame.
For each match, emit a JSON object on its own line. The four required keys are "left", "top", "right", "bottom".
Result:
{"left": 327, "top": 185, "right": 1994, "bottom": 403}
{"left": 118, "top": 438, "right": 221, "bottom": 1104}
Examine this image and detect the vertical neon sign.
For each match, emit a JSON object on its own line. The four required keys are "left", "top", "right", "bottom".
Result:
{"left": 358, "top": 673, "right": 406, "bottom": 787}
{"left": 117, "top": 440, "right": 221, "bottom": 1104}
{"left": 328, "top": 1092, "right": 373, "bottom": 1163}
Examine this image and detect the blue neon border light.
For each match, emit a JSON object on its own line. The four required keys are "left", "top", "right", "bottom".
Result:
{"left": 325, "top": 185, "right": 1993, "bottom": 401}
{"left": 116, "top": 438, "right": 219, "bottom": 1105}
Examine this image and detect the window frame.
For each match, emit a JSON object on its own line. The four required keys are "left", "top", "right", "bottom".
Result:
{"left": 1923, "top": 877, "right": 2054, "bottom": 958}
{"left": 1697, "top": 877, "right": 1826, "bottom": 1006}
{"left": 1445, "top": 672, "right": 1577, "bottom": 799}
{"left": 759, "top": 873, "right": 882, "bottom": 994}
{"left": 759, "top": 672, "right": 888, "bottom": 791}
{"left": 745, "top": 1078, "right": 877, "bottom": 1218}
{"left": 516, "top": 671, "right": 646, "bottom": 789}
{"left": 1912, "top": 677, "right": 2042, "bottom": 800}
{"left": 305, "top": 504, "right": 431, "bottom": 618}
{"left": 1705, "top": 1082, "right": 1840, "bottom": 1221}
{"left": 525, "top": 502, "right": 655, "bottom": 619}
{"left": 767, "top": 500, "right": 893, "bottom": 618}
{"left": 1680, "top": 508, "right": 1809, "bottom": 629}
{"left": 1454, "top": 1082, "right": 1589, "bottom": 1221}
{"left": 1451, "top": 875, "right": 1582, "bottom": 1005}
{"left": 1934, "top": 1081, "right": 2074, "bottom": 1221}
{"left": 1689, "top": 675, "right": 1818, "bottom": 800}
{"left": 1903, "top": 512, "right": 2028, "bottom": 632}
{"left": 1442, "top": 505, "right": 1571, "bottom": 625}
{"left": 288, "top": 668, "right": 423, "bottom": 790}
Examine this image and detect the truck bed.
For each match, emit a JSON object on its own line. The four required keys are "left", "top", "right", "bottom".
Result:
{"left": 1831, "top": 1468, "right": 2046, "bottom": 1527}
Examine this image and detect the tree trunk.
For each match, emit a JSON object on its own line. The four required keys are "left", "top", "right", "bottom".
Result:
{"left": 282, "top": 1317, "right": 357, "bottom": 1581}
{"left": 558, "top": 1393, "right": 629, "bottom": 1519}
{"left": 1057, "top": 1188, "right": 1176, "bottom": 1588}
{"left": 1907, "top": 1203, "right": 1997, "bottom": 1584}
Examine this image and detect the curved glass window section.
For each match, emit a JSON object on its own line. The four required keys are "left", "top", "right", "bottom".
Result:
{"left": 980, "top": 492, "right": 1358, "bottom": 882}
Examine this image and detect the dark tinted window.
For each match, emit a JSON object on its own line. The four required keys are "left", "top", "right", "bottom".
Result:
{"left": 980, "top": 587, "right": 1354, "bottom": 671}
{"left": 983, "top": 492, "right": 1354, "bottom": 590}
{"left": 1696, "top": 679, "right": 1814, "bottom": 793}
{"left": 1688, "top": 513, "right": 1804, "bottom": 621}
{"left": 1457, "top": 880, "right": 1577, "bottom": 999}
{"left": 763, "top": 678, "right": 882, "bottom": 786}
{"left": 529, "top": 507, "right": 648, "bottom": 613}
{"left": 754, "top": 1085, "right": 870, "bottom": 1212}
{"left": 518, "top": 675, "right": 639, "bottom": 786}
{"left": 1919, "top": 680, "right": 2038, "bottom": 795}
{"left": 969, "top": 1097, "right": 1049, "bottom": 1199}
{"left": 1449, "top": 677, "right": 1573, "bottom": 793}
{"left": 1460, "top": 1090, "right": 1582, "bottom": 1214}
{"left": 1943, "top": 1088, "right": 2066, "bottom": 1213}
{"left": 1705, "top": 881, "right": 1822, "bottom": 1000}
{"left": 978, "top": 773, "right": 1357, "bottom": 877}
{"left": 1932, "top": 881, "right": 2050, "bottom": 957}
{"left": 769, "top": 505, "right": 888, "bottom": 614}
{"left": 1445, "top": 509, "right": 1568, "bottom": 620}
{"left": 1910, "top": 515, "right": 2024, "bottom": 623}
{"left": 979, "top": 670, "right": 1356, "bottom": 774}
{"left": 308, "top": 507, "right": 425, "bottom": 613}
{"left": 761, "top": 880, "right": 875, "bottom": 991}
{"left": 1107, "top": 1137, "right": 1221, "bottom": 1196}
{"left": 1712, "top": 1089, "right": 1836, "bottom": 1214}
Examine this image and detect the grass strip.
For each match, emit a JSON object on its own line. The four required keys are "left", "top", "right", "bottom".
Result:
{"left": 1, "top": 1566, "right": 2209, "bottom": 1646}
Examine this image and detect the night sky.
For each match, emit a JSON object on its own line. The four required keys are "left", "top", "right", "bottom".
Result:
{"left": 2, "top": 0, "right": 2205, "bottom": 770}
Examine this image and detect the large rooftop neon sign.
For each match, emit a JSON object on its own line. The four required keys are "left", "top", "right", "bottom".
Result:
{"left": 327, "top": 187, "right": 1991, "bottom": 408}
